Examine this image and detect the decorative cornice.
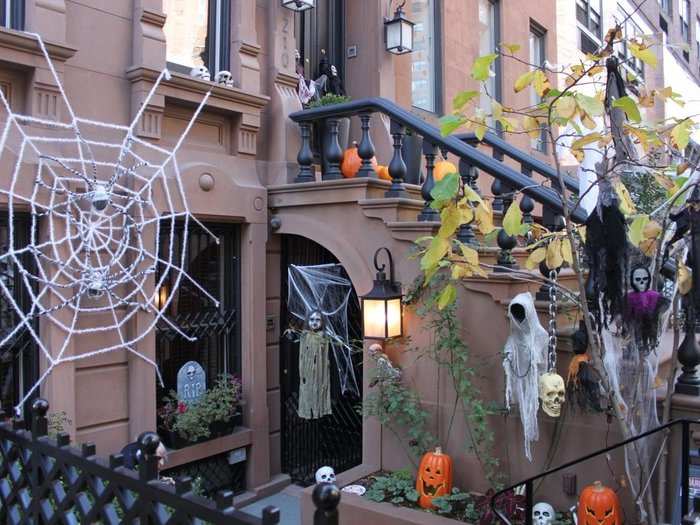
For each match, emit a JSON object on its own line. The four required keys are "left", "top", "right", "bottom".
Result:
{"left": 140, "top": 8, "right": 166, "bottom": 28}
{"left": 125, "top": 66, "right": 269, "bottom": 111}
{"left": 275, "top": 71, "right": 299, "bottom": 89}
{"left": 0, "top": 27, "right": 77, "bottom": 62}
{"left": 239, "top": 41, "right": 261, "bottom": 58}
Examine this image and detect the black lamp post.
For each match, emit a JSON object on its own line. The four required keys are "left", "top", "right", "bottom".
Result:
{"left": 384, "top": 2, "right": 414, "bottom": 55}
{"left": 281, "top": 0, "right": 314, "bottom": 12}
{"left": 676, "top": 184, "right": 700, "bottom": 396}
{"left": 362, "top": 248, "right": 403, "bottom": 339}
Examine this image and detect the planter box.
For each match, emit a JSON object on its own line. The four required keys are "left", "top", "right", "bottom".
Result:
{"left": 160, "top": 412, "right": 242, "bottom": 450}
{"left": 301, "top": 487, "right": 470, "bottom": 525}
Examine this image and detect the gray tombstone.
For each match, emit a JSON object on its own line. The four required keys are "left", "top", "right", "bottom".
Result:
{"left": 177, "top": 361, "right": 206, "bottom": 404}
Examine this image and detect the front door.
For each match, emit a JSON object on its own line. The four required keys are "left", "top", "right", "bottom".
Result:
{"left": 279, "top": 234, "right": 362, "bottom": 485}
{"left": 294, "top": 0, "right": 344, "bottom": 81}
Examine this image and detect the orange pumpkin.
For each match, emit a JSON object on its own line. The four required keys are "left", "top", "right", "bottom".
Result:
{"left": 376, "top": 164, "right": 391, "bottom": 181}
{"left": 577, "top": 481, "right": 621, "bottom": 525}
{"left": 416, "top": 447, "right": 452, "bottom": 509}
{"left": 433, "top": 160, "right": 457, "bottom": 182}
{"left": 341, "top": 142, "right": 377, "bottom": 178}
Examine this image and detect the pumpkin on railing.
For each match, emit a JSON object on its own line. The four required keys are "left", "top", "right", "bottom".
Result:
{"left": 341, "top": 141, "right": 378, "bottom": 178}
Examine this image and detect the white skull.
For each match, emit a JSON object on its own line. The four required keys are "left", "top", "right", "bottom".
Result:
{"left": 631, "top": 267, "right": 650, "bottom": 292}
{"left": 331, "top": 65, "right": 338, "bottom": 76}
{"left": 315, "top": 466, "right": 336, "bottom": 484}
{"left": 190, "top": 66, "right": 210, "bottom": 81}
{"left": 214, "top": 70, "right": 234, "bottom": 87}
{"left": 186, "top": 365, "right": 196, "bottom": 380}
{"left": 533, "top": 502, "right": 555, "bottom": 525}
{"left": 539, "top": 373, "right": 565, "bottom": 417}
{"left": 308, "top": 311, "right": 323, "bottom": 332}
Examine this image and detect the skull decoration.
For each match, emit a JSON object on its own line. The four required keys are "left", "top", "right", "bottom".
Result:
{"left": 307, "top": 310, "right": 323, "bottom": 332}
{"left": 190, "top": 65, "right": 210, "bottom": 81}
{"left": 630, "top": 266, "right": 651, "bottom": 293}
{"left": 214, "top": 70, "right": 234, "bottom": 88}
{"left": 315, "top": 466, "right": 336, "bottom": 484}
{"left": 186, "top": 365, "right": 196, "bottom": 381}
{"left": 533, "top": 502, "right": 556, "bottom": 525}
{"left": 539, "top": 372, "right": 565, "bottom": 417}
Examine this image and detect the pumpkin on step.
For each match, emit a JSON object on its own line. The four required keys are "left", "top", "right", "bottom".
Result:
{"left": 577, "top": 481, "right": 621, "bottom": 525}
{"left": 341, "top": 142, "right": 377, "bottom": 178}
{"left": 433, "top": 160, "right": 457, "bottom": 182}
{"left": 376, "top": 164, "right": 391, "bottom": 181}
{"left": 416, "top": 447, "right": 452, "bottom": 509}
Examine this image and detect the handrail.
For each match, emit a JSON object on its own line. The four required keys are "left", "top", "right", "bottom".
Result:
{"left": 491, "top": 417, "right": 700, "bottom": 524}
{"left": 455, "top": 131, "right": 580, "bottom": 194}
{"left": 289, "top": 98, "right": 588, "bottom": 224}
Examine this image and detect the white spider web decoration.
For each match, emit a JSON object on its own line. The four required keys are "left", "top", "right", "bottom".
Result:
{"left": 0, "top": 33, "right": 219, "bottom": 413}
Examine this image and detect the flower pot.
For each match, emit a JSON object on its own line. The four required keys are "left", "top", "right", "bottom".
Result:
{"left": 160, "top": 412, "right": 242, "bottom": 449}
{"left": 401, "top": 133, "right": 423, "bottom": 185}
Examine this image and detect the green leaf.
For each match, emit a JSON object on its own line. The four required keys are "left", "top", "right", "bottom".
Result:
{"left": 420, "top": 237, "right": 450, "bottom": 271}
{"left": 452, "top": 90, "right": 478, "bottom": 110}
{"left": 438, "top": 205, "right": 462, "bottom": 238}
{"left": 471, "top": 53, "right": 498, "bottom": 81}
{"left": 629, "top": 42, "right": 657, "bottom": 68}
{"left": 629, "top": 214, "right": 650, "bottom": 246}
{"left": 474, "top": 120, "right": 487, "bottom": 141}
{"left": 671, "top": 119, "right": 694, "bottom": 151}
{"left": 430, "top": 172, "right": 460, "bottom": 204}
{"left": 500, "top": 42, "right": 521, "bottom": 54}
{"left": 502, "top": 201, "right": 523, "bottom": 236}
{"left": 555, "top": 96, "right": 577, "bottom": 119}
{"left": 437, "top": 284, "right": 457, "bottom": 310}
{"left": 575, "top": 93, "right": 604, "bottom": 117}
{"left": 439, "top": 115, "right": 466, "bottom": 136}
{"left": 612, "top": 96, "right": 641, "bottom": 122}
{"left": 514, "top": 70, "right": 536, "bottom": 93}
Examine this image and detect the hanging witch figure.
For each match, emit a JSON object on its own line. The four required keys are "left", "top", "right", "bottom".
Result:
{"left": 286, "top": 263, "right": 358, "bottom": 420}
{"left": 623, "top": 264, "right": 669, "bottom": 353}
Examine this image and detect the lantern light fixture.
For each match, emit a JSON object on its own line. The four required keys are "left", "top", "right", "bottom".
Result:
{"left": 384, "top": 1, "right": 414, "bottom": 55}
{"left": 281, "top": 0, "right": 315, "bottom": 12}
{"left": 362, "top": 247, "right": 403, "bottom": 340}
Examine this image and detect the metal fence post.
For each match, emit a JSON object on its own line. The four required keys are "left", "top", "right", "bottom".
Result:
{"left": 683, "top": 420, "right": 690, "bottom": 518}
{"left": 312, "top": 483, "right": 340, "bottom": 525}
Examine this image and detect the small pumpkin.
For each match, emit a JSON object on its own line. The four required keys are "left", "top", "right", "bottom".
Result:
{"left": 577, "top": 481, "right": 621, "bottom": 525}
{"left": 376, "top": 164, "right": 391, "bottom": 181}
{"left": 433, "top": 160, "right": 457, "bottom": 182}
{"left": 416, "top": 447, "right": 452, "bottom": 509}
{"left": 341, "top": 142, "right": 377, "bottom": 178}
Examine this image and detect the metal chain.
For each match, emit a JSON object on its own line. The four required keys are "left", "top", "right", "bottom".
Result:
{"left": 548, "top": 269, "right": 558, "bottom": 372}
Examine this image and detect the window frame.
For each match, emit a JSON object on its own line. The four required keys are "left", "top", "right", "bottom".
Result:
{"left": 0, "top": 0, "right": 24, "bottom": 30}
{"left": 410, "top": 0, "right": 443, "bottom": 114}
{"left": 576, "top": 0, "right": 602, "bottom": 54}
{"left": 680, "top": 0, "right": 690, "bottom": 43}
{"left": 616, "top": 5, "right": 645, "bottom": 79}
{"left": 529, "top": 21, "right": 547, "bottom": 154}
{"left": 164, "top": 0, "right": 231, "bottom": 76}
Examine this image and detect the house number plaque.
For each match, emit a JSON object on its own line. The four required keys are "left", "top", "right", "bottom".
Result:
{"left": 177, "top": 361, "right": 206, "bottom": 403}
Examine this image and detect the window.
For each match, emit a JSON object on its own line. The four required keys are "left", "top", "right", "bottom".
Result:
{"left": 0, "top": 0, "right": 24, "bottom": 30}
{"left": 411, "top": 0, "right": 441, "bottom": 113}
{"left": 658, "top": 0, "right": 671, "bottom": 15}
{"left": 680, "top": 0, "right": 690, "bottom": 43}
{"left": 0, "top": 212, "right": 37, "bottom": 417}
{"left": 163, "top": 0, "right": 230, "bottom": 76}
{"left": 156, "top": 221, "right": 240, "bottom": 411}
{"left": 616, "top": 5, "right": 645, "bottom": 78}
{"left": 529, "top": 24, "right": 547, "bottom": 153}
{"left": 577, "top": 0, "right": 601, "bottom": 54}
{"left": 478, "top": 0, "right": 501, "bottom": 120}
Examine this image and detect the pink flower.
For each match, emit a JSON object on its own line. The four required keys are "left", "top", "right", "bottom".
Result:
{"left": 177, "top": 401, "right": 187, "bottom": 414}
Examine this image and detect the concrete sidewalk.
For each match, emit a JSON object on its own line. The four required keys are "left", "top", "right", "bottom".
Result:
{"left": 241, "top": 484, "right": 304, "bottom": 525}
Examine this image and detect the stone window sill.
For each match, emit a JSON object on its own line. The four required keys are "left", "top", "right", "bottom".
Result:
{"left": 0, "top": 27, "right": 77, "bottom": 68}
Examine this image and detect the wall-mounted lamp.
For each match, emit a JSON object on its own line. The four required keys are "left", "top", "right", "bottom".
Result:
{"left": 384, "top": 1, "right": 414, "bottom": 55}
{"left": 362, "top": 247, "right": 403, "bottom": 339}
{"left": 281, "top": 0, "right": 315, "bottom": 12}
{"left": 155, "top": 285, "right": 169, "bottom": 310}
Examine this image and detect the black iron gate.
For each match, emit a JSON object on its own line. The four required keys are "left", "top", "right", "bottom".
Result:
{"left": 279, "top": 234, "right": 362, "bottom": 485}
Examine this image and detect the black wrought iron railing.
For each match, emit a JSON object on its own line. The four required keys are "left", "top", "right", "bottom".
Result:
{"left": 289, "top": 97, "right": 585, "bottom": 270}
{"left": 491, "top": 418, "right": 700, "bottom": 525}
{"left": 0, "top": 398, "right": 342, "bottom": 524}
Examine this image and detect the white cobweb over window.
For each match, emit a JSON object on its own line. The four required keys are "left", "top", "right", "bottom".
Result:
{"left": 287, "top": 263, "right": 359, "bottom": 396}
{"left": 0, "top": 33, "right": 218, "bottom": 413}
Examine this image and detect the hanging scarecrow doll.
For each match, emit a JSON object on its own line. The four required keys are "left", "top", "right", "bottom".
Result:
{"left": 297, "top": 310, "right": 332, "bottom": 419}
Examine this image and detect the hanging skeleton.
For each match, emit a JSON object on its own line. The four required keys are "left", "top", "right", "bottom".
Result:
{"left": 503, "top": 292, "right": 548, "bottom": 461}
{"left": 623, "top": 264, "right": 669, "bottom": 352}
{"left": 295, "top": 48, "right": 344, "bottom": 105}
{"left": 538, "top": 270, "right": 566, "bottom": 418}
{"left": 567, "top": 320, "right": 604, "bottom": 412}
{"left": 297, "top": 310, "right": 332, "bottom": 419}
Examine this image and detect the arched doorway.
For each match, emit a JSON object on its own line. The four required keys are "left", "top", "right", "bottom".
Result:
{"left": 279, "top": 234, "right": 362, "bottom": 485}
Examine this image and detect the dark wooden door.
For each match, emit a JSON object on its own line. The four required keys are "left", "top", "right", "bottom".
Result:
{"left": 294, "top": 0, "right": 344, "bottom": 81}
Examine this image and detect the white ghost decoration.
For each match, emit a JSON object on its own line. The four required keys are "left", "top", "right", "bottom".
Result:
{"left": 315, "top": 466, "right": 336, "bottom": 484}
{"left": 533, "top": 502, "right": 555, "bottom": 525}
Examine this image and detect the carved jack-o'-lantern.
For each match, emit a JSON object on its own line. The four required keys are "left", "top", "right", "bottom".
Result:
{"left": 416, "top": 447, "right": 452, "bottom": 509}
{"left": 577, "top": 481, "right": 621, "bottom": 525}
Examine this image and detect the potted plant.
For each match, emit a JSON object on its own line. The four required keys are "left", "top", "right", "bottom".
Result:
{"left": 307, "top": 93, "right": 351, "bottom": 176}
{"left": 158, "top": 374, "right": 243, "bottom": 449}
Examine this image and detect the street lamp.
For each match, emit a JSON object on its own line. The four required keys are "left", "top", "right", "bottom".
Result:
{"left": 384, "top": 1, "right": 414, "bottom": 55}
{"left": 281, "top": 0, "right": 315, "bottom": 12}
{"left": 362, "top": 247, "right": 403, "bottom": 339}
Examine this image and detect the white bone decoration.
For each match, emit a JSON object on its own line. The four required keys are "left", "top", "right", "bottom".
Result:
{"left": 190, "top": 65, "right": 211, "bottom": 81}
{"left": 539, "top": 373, "right": 566, "bottom": 417}
{"left": 315, "top": 466, "right": 336, "bottom": 484}
{"left": 214, "top": 70, "right": 234, "bottom": 88}
{"left": 532, "top": 502, "right": 555, "bottom": 525}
